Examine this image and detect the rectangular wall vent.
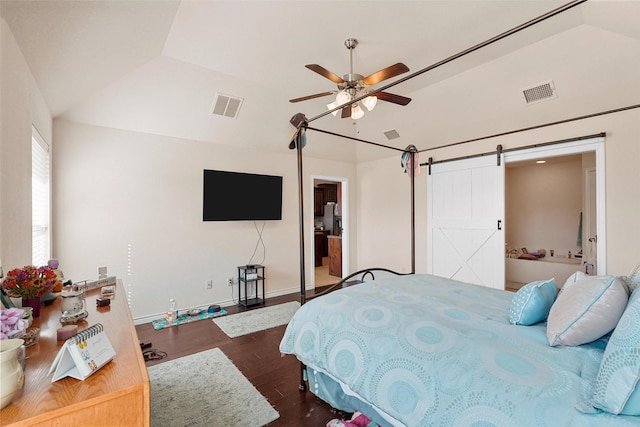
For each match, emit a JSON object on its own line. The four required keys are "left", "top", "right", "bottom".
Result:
{"left": 211, "top": 93, "right": 243, "bottom": 119}
{"left": 384, "top": 129, "right": 400, "bottom": 140}
{"left": 522, "top": 80, "right": 557, "bottom": 104}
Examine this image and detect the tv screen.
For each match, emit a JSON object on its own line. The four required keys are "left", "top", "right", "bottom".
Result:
{"left": 203, "top": 170, "right": 283, "bottom": 221}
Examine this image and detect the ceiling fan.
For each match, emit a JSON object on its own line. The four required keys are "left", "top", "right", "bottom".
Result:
{"left": 289, "top": 38, "right": 412, "bottom": 119}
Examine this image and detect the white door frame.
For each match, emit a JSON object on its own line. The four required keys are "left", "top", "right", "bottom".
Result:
{"left": 584, "top": 167, "right": 597, "bottom": 274}
{"left": 504, "top": 136, "right": 606, "bottom": 274}
{"left": 310, "top": 175, "right": 349, "bottom": 289}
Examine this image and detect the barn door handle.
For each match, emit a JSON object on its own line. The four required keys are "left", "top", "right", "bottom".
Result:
{"left": 497, "top": 220, "right": 502, "bottom": 230}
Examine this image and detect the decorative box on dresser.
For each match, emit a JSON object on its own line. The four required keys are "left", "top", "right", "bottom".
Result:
{"left": 1, "top": 280, "right": 150, "bottom": 426}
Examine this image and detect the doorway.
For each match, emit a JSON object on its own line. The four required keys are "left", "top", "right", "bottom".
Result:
{"left": 505, "top": 152, "right": 597, "bottom": 291}
{"left": 504, "top": 136, "right": 605, "bottom": 289}
{"left": 312, "top": 177, "right": 348, "bottom": 288}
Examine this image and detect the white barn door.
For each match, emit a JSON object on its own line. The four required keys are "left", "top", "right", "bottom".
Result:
{"left": 427, "top": 155, "right": 505, "bottom": 289}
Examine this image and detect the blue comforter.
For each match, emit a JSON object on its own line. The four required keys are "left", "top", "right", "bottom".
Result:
{"left": 279, "top": 274, "right": 640, "bottom": 426}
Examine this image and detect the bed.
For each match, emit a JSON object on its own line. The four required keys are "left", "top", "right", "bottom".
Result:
{"left": 280, "top": 272, "right": 640, "bottom": 426}
{"left": 283, "top": 3, "right": 640, "bottom": 425}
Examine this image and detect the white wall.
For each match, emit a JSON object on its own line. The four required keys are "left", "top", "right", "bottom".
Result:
{"left": 356, "top": 157, "right": 427, "bottom": 274}
{"left": 2, "top": 12, "right": 360, "bottom": 322}
{"left": 0, "top": 17, "right": 52, "bottom": 270}
{"left": 356, "top": 108, "right": 640, "bottom": 277}
{"left": 52, "top": 120, "right": 357, "bottom": 321}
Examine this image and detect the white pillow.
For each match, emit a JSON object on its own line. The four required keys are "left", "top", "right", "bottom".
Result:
{"left": 547, "top": 275, "right": 629, "bottom": 346}
{"left": 558, "top": 270, "right": 586, "bottom": 296}
{"left": 624, "top": 263, "right": 640, "bottom": 293}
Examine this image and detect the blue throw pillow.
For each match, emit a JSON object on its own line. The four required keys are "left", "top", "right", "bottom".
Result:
{"left": 509, "top": 278, "right": 557, "bottom": 326}
{"left": 591, "top": 288, "right": 640, "bottom": 415}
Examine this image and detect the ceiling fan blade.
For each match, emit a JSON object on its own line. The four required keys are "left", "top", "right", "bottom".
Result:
{"left": 374, "top": 92, "right": 412, "bottom": 106}
{"left": 341, "top": 106, "right": 351, "bottom": 119}
{"left": 362, "top": 63, "right": 410, "bottom": 85}
{"left": 289, "top": 91, "right": 335, "bottom": 103}
{"left": 305, "top": 64, "right": 345, "bottom": 84}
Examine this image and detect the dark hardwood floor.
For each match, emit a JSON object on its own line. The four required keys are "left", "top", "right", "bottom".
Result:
{"left": 135, "top": 290, "right": 350, "bottom": 426}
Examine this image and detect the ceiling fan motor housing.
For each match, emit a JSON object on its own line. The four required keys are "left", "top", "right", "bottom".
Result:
{"left": 341, "top": 73, "right": 364, "bottom": 88}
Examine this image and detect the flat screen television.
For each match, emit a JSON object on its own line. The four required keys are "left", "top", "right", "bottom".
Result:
{"left": 203, "top": 169, "right": 283, "bottom": 221}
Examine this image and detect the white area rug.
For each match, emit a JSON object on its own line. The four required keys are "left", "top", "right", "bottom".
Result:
{"left": 148, "top": 348, "right": 279, "bottom": 427}
{"left": 213, "top": 301, "right": 300, "bottom": 338}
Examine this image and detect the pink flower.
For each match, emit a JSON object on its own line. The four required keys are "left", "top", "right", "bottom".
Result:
{"left": 0, "top": 308, "right": 28, "bottom": 340}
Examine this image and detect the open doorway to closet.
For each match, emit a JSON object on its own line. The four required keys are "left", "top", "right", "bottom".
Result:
{"left": 505, "top": 152, "right": 597, "bottom": 292}
{"left": 312, "top": 177, "right": 347, "bottom": 287}
{"left": 503, "top": 136, "right": 605, "bottom": 291}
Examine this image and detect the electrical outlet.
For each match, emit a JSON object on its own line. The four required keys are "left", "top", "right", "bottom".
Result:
{"left": 206, "top": 280, "right": 213, "bottom": 289}
{"left": 227, "top": 277, "right": 234, "bottom": 286}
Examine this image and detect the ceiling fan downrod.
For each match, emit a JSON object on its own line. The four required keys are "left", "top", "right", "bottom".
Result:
{"left": 343, "top": 38, "right": 363, "bottom": 86}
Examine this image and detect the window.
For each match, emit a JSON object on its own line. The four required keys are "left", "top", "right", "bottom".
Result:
{"left": 32, "top": 127, "right": 50, "bottom": 266}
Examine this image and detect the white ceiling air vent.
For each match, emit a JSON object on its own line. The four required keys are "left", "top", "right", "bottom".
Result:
{"left": 384, "top": 129, "right": 401, "bottom": 140}
{"left": 210, "top": 93, "right": 243, "bottom": 119}
{"left": 521, "top": 80, "right": 557, "bottom": 104}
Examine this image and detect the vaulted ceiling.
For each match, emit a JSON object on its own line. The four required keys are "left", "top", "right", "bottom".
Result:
{"left": 2, "top": 1, "right": 639, "bottom": 162}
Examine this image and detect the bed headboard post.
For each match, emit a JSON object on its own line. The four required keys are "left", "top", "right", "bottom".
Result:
{"left": 294, "top": 122, "right": 310, "bottom": 392}
{"left": 295, "top": 127, "right": 307, "bottom": 306}
{"left": 410, "top": 150, "right": 416, "bottom": 274}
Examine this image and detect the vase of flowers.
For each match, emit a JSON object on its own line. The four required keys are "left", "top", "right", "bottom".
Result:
{"left": 21, "top": 298, "right": 41, "bottom": 317}
{"left": 1, "top": 266, "right": 60, "bottom": 318}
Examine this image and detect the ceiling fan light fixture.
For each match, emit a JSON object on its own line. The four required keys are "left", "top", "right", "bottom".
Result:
{"left": 362, "top": 95, "right": 377, "bottom": 111}
{"left": 327, "top": 100, "right": 340, "bottom": 116}
{"left": 336, "top": 91, "right": 351, "bottom": 104}
{"left": 327, "top": 91, "right": 351, "bottom": 116}
{"left": 351, "top": 103, "right": 364, "bottom": 120}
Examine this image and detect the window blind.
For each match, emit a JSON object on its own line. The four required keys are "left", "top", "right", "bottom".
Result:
{"left": 32, "top": 128, "right": 50, "bottom": 266}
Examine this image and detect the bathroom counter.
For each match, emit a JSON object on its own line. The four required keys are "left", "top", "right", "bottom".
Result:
{"left": 506, "top": 257, "right": 583, "bottom": 288}
{"left": 538, "top": 256, "right": 581, "bottom": 265}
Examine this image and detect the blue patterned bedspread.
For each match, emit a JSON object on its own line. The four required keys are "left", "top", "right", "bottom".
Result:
{"left": 279, "top": 274, "right": 640, "bottom": 426}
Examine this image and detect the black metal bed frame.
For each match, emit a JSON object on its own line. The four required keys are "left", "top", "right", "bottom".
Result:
{"left": 287, "top": 0, "right": 640, "bottom": 392}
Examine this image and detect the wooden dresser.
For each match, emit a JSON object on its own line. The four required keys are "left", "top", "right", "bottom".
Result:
{"left": 1, "top": 280, "right": 150, "bottom": 426}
